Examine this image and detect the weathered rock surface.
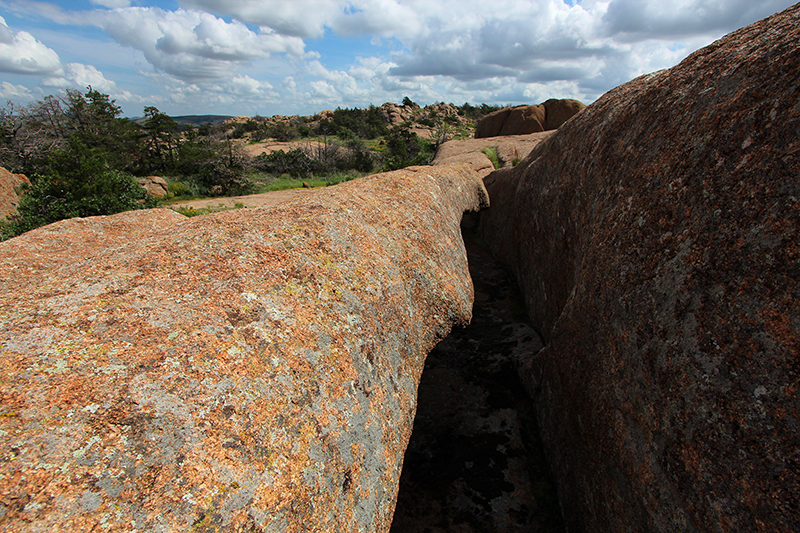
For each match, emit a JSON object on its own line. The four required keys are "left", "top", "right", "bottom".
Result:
{"left": 475, "top": 100, "right": 585, "bottom": 138}
{"left": 137, "top": 175, "right": 169, "bottom": 198}
{"left": 479, "top": 4, "right": 799, "bottom": 531}
{"left": 432, "top": 132, "right": 553, "bottom": 176}
{"left": 0, "top": 164, "right": 488, "bottom": 532}
{"left": 379, "top": 102, "right": 419, "bottom": 125}
{"left": 0, "top": 167, "right": 29, "bottom": 220}
{"left": 541, "top": 98, "right": 586, "bottom": 131}
{"left": 499, "top": 105, "right": 546, "bottom": 136}
{"left": 433, "top": 150, "right": 495, "bottom": 177}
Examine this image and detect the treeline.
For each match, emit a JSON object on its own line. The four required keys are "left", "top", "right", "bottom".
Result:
{"left": 0, "top": 88, "right": 504, "bottom": 239}
{"left": 0, "top": 88, "right": 254, "bottom": 238}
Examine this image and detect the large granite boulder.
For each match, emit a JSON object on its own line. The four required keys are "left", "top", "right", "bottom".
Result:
{"left": 0, "top": 164, "right": 488, "bottom": 531}
{"left": 137, "top": 175, "right": 169, "bottom": 198}
{"left": 378, "top": 102, "right": 418, "bottom": 125}
{"left": 499, "top": 105, "right": 546, "bottom": 136}
{"left": 479, "top": 4, "right": 799, "bottom": 531}
{"left": 475, "top": 99, "right": 585, "bottom": 138}
{"left": 542, "top": 98, "right": 586, "bottom": 131}
{"left": 0, "top": 167, "right": 29, "bottom": 220}
{"left": 474, "top": 107, "right": 513, "bottom": 138}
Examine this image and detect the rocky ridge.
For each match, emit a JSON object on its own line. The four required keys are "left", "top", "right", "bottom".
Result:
{"left": 223, "top": 101, "right": 475, "bottom": 142}
{"left": 478, "top": 4, "right": 800, "bottom": 531}
{"left": 432, "top": 132, "right": 554, "bottom": 177}
{"left": 0, "top": 164, "right": 488, "bottom": 532}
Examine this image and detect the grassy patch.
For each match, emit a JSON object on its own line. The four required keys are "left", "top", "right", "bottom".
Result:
{"left": 251, "top": 169, "right": 367, "bottom": 192}
{"left": 172, "top": 204, "right": 245, "bottom": 217}
{"left": 481, "top": 147, "right": 502, "bottom": 169}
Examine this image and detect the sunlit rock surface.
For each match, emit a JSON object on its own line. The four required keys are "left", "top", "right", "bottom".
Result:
{"left": 0, "top": 164, "right": 488, "bottom": 532}
{"left": 0, "top": 167, "right": 29, "bottom": 220}
{"left": 432, "top": 132, "right": 553, "bottom": 177}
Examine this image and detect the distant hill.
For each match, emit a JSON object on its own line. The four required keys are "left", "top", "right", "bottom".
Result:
{"left": 172, "top": 115, "right": 234, "bottom": 126}
{"left": 131, "top": 115, "right": 233, "bottom": 126}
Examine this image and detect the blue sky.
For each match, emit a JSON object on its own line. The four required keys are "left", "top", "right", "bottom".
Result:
{"left": 0, "top": 0, "right": 795, "bottom": 117}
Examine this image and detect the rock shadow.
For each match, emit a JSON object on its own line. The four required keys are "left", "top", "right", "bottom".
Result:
{"left": 390, "top": 219, "right": 565, "bottom": 533}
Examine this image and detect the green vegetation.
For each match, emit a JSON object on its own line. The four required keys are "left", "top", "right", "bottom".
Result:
{"left": 1, "top": 88, "right": 509, "bottom": 240}
{"left": 314, "top": 106, "right": 388, "bottom": 140}
{"left": 172, "top": 202, "right": 246, "bottom": 217}
{"left": 1, "top": 89, "right": 159, "bottom": 239}
{"left": 481, "top": 147, "right": 502, "bottom": 169}
{"left": 381, "top": 126, "right": 435, "bottom": 170}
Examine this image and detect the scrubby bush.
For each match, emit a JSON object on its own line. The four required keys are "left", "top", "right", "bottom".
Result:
{"left": 313, "top": 106, "right": 388, "bottom": 140}
{"left": 340, "top": 139, "right": 377, "bottom": 173}
{"left": 252, "top": 148, "right": 323, "bottom": 178}
{"left": 381, "top": 127, "right": 434, "bottom": 171}
{"left": 1, "top": 152, "right": 156, "bottom": 239}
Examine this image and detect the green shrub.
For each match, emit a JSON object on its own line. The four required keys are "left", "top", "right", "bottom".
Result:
{"left": 252, "top": 148, "right": 322, "bottom": 178}
{"left": 381, "top": 127, "right": 434, "bottom": 171}
{"left": 1, "top": 163, "right": 156, "bottom": 240}
{"left": 167, "top": 180, "right": 194, "bottom": 198}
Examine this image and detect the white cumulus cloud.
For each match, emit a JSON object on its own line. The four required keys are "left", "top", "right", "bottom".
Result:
{"left": 40, "top": 63, "right": 134, "bottom": 100}
{"left": 177, "top": 0, "right": 344, "bottom": 38}
{"left": 0, "top": 16, "right": 63, "bottom": 75}
{"left": 1, "top": 0, "right": 796, "bottom": 115}
{"left": 601, "top": 0, "right": 796, "bottom": 39}
{"left": 87, "top": 7, "right": 306, "bottom": 83}
{"left": 0, "top": 81, "right": 33, "bottom": 100}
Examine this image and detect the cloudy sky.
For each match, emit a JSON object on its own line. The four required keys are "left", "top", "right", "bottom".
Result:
{"left": 0, "top": 0, "right": 795, "bottom": 117}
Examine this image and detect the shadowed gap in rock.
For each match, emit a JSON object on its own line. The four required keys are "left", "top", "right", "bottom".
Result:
{"left": 390, "top": 216, "right": 565, "bottom": 533}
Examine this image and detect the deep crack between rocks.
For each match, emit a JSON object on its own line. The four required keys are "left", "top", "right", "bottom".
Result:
{"left": 390, "top": 222, "right": 565, "bottom": 533}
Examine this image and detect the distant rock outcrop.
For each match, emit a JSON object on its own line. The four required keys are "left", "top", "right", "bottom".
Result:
{"left": 475, "top": 99, "right": 585, "bottom": 138}
{"left": 0, "top": 164, "right": 488, "bottom": 532}
{"left": 479, "top": 4, "right": 799, "bottom": 531}
{"left": 137, "top": 175, "right": 169, "bottom": 197}
{"left": 0, "top": 167, "right": 29, "bottom": 220}
{"left": 432, "top": 132, "right": 553, "bottom": 176}
{"left": 378, "top": 102, "right": 418, "bottom": 125}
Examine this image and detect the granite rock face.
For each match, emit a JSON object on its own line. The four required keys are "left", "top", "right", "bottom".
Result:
{"left": 499, "top": 105, "right": 547, "bottom": 136}
{"left": 475, "top": 100, "right": 585, "bottom": 138}
{"left": 137, "top": 175, "right": 169, "bottom": 198}
{"left": 0, "top": 164, "right": 488, "bottom": 532}
{"left": 0, "top": 167, "right": 29, "bottom": 220}
{"left": 432, "top": 132, "right": 553, "bottom": 177}
{"left": 541, "top": 99, "right": 586, "bottom": 131}
{"left": 479, "top": 4, "right": 800, "bottom": 531}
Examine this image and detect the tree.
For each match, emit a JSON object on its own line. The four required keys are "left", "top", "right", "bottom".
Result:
{"left": 0, "top": 87, "right": 142, "bottom": 176}
{"left": 0, "top": 88, "right": 158, "bottom": 240}
{"left": 142, "top": 106, "right": 179, "bottom": 172}
{"left": 1, "top": 143, "right": 156, "bottom": 239}
{"left": 382, "top": 127, "right": 433, "bottom": 171}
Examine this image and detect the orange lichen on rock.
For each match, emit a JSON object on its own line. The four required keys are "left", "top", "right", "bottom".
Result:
{"left": 0, "top": 164, "right": 488, "bottom": 532}
{"left": 0, "top": 167, "right": 29, "bottom": 221}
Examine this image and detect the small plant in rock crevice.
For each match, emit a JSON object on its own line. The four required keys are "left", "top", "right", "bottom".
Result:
{"left": 481, "top": 147, "right": 502, "bottom": 170}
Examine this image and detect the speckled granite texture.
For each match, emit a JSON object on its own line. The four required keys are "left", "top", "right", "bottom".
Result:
{"left": 479, "top": 4, "right": 800, "bottom": 531}
{"left": 0, "top": 164, "right": 488, "bottom": 532}
{"left": 0, "top": 168, "right": 29, "bottom": 221}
